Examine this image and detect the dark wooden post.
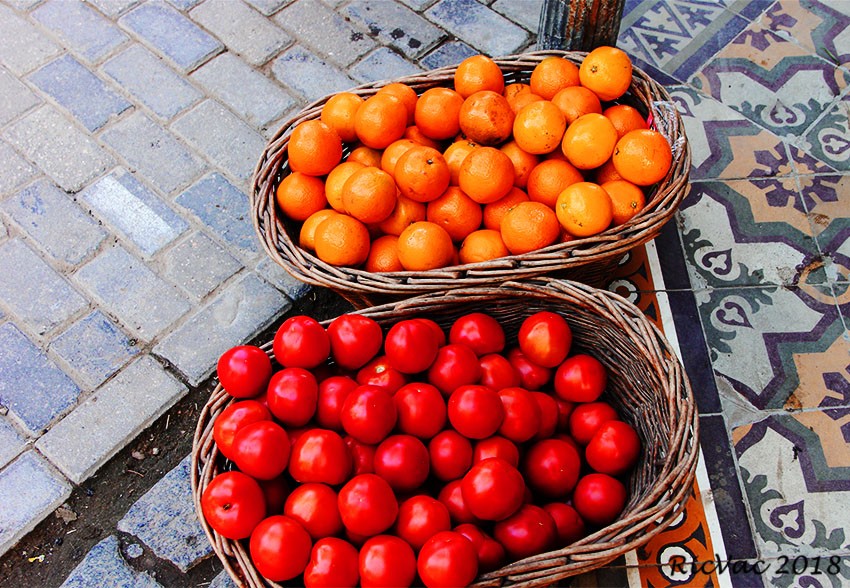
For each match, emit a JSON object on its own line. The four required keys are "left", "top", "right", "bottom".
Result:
{"left": 537, "top": 0, "right": 627, "bottom": 51}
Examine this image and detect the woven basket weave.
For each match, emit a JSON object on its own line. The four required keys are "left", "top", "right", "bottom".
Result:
{"left": 191, "top": 279, "right": 698, "bottom": 587}
{"left": 251, "top": 50, "right": 691, "bottom": 309}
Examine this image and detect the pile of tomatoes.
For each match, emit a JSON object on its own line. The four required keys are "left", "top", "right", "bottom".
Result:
{"left": 203, "top": 310, "right": 641, "bottom": 587}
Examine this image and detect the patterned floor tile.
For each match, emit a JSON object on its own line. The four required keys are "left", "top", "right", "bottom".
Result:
{"left": 801, "top": 174, "right": 850, "bottom": 283}
{"left": 799, "top": 90, "right": 850, "bottom": 172}
{"left": 759, "top": 0, "right": 850, "bottom": 70}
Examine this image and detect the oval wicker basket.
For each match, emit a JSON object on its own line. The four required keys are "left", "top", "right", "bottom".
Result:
{"left": 191, "top": 279, "right": 699, "bottom": 587}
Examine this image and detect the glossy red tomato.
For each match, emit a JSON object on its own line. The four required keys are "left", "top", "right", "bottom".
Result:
{"left": 289, "top": 428, "right": 353, "bottom": 485}
{"left": 554, "top": 354, "right": 607, "bottom": 403}
{"left": 394, "top": 382, "right": 447, "bottom": 439}
{"left": 428, "top": 430, "right": 473, "bottom": 482}
{"left": 437, "top": 480, "right": 478, "bottom": 524}
{"left": 543, "top": 503, "right": 586, "bottom": 545}
{"left": 572, "top": 473, "right": 627, "bottom": 526}
{"left": 201, "top": 471, "right": 266, "bottom": 539}
{"left": 472, "top": 436, "right": 520, "bottom": 468}
{"left": 338, "top": 474, "right": 399, "bottom": 536}
{"left": 447, "top": 385, "right": 504, "bottom": 439}
{"left": 341, "top": 385, "right": 397, "bottom": 445}
{"left": 517, "top": 311, "right": 572, "bottom": 368}
{"left": 478, "top": 353, "right": 520, "bottom": 390}
{"left": 231, "top": 420, "right": 290, "bottom": 480}
{"left": 217, "top": 345, "right": 272, "bottom": 398}
{"left": 506, "top": 347, "right": 552, "bottom": 390}
{"left": 417, "top": 531, "right": 478, "bottom": 588}
{"left": 448, "top": 313, "right": 505, "bottom": 356}
{"left": 523, "top": 438, "right": 581, "bottom": 497}
{"left": 356, "top": 355, "right": 408, "bottom": 394}
{"left": 273, "top": 315, "right": 330, "bottom": 369}
{"left": 427, "top": 344, "right": 481, "bottom": 395}
{"left": 267, "top": 367, "right": 318, "bottom": 427}
{"left": 258, "top": 476, "right": 290, "bottom": 516}
{"left": 497, "top": 387, "right": 541, "bottom": 443}
{"left": 395, "top": 495, "right": 452, "bottom": 550}
{"left": 493, "top": 504, "right": 557, "bottom": 559}
{"left": 414, "top": 317, "right": 447, "bottom": 346}
{"left": 531, "top": 391, "right": 559, "bottom": 440}
{"left": 453, "top": 523, "right": 505, "bottom": 573}
{"left": 359, "top": 535, "right": 417, "bottom": 588}
{"left": 374, "top": 434, "right": 430, "bottom": 492}
{"left": 304, "top": 537, "right": 360, "bottom": 588}
{"left": 212, "top": 400, "right": 271, "bottom": 460}
{"left": 284, "top": 482, "right": 343, "bottom": 539}
{"left": 585, "top": 420, "right": 641, "bottom": 476}
{"left": 327, "top": 314, "right": 383, "bottom": 370}
{"left": 384, "top": 319, "right": 440, "bottom": 374}
{"left": 249, "top": 515, "right": 312, "bottom": 582}
{"left": 555, "top": 399, "right": 575, "bottom": 433}
{"left": 461, "top": 457, "right": 525, "bottom": 521}
{"left": 316, "top": 375, "right": 358, "bottom": 431}
{"left": 569, "top": 401, "right": 619, "bottom": 445}
{"left": 344, "top": 436, "right": 376, "bottom": 475}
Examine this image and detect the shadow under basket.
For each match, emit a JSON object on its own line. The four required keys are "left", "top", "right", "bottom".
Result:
{"left": 251, "top": 50, "right": 691, "bottom": 309}
{"left": 192, "top": 279, "right": 699, "bottom": 587}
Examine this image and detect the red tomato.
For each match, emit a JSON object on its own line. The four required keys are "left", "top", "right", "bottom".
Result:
{"left": 327, "top": 314, "right": 383, "bottom": 370}
{"left": 454, "top": 524, "right": 505, "bottom": 573}
{"left": 338, "top": 474, "right": 399, "bottom": 536}
{"left": 316, "top": 375, "right": 358, "bottom": 431}
{"left": 554, "top": 354, "right": 607, "bottom": 403}
{"left": 249, "top": 515, "right": 312, "bottom": 582}
{"left": 356, "top": 355, "right": 408, "bottom": 394}
{"left": 304, "top": 537, "right": 359, "bottom": 588}
{"left": 449, "top": 313, "right": 505, "bottom": 356}
{"left": 497, "top": 387, "right": 541, "bottom": 443}
{"left": 217, "top": 345, "right": 272, "bottom": 398}
{"left": 231, "top": 421, "right": 290, "bottom": 480}
{"left": 394, "top": 382, "right": 447, "bottom": 439}
{"left": 359, "top": 535, "right": 417, "bottom": 588}
{"left": 384, "top": 319, "right": 440, "bottom": 374}
{"left": 585, "top": 420, "right": 641, "bottom": 476}
{"left": 472, "top": 436, "right": 519, "bottom": 468}
{"left": 493, "top": 504, "right": 557, "bottom": 559}
{"left": 478, "top": 353, "right": 520, "bottom": 390}
{"left": 543, "top": 503, "right": 586, "bottom": 545}
{"left": 201, "top": 471, "right": 266, "bottom": 539}
{"left": 517, "top": 311, "right": 572, "bottom": 368}
{"left": 212, "top": 400, "right": 271, "bottom": 460}
{"left": 344, "top": 435, "right": 376, "bottom": 475}
{"left": 417, "top": 531, "right": 478, "bottom": 588}
{"left": 461, "top": 458, "right": 525, "bottom": 521}
{"left": 273, "top": 316, "right": 330, "bottom": 369}
{"left": 341, "top": 385, "right": 398, "bottom": 444}
{"left": 289, "top": 428, "right": 353, "bottom": 485}
{"left": 438, "top": 479, "right": 477, "bottom": 524}
{"left": 395, "top": 495, "right": 452, "bottom": 550}
{"left": 531, "top": 391, "right": 559, "bottom": 440}
{"left": 428, "top": 430, "right": 473, "bottom": 482}
{"left": 284, "top": 482, "right": 343, "bottom": 539}
{"left": 414, "top": 317, "right": 447, "bottom": 347}
{"left": 506, "top": 347, "right": 552, "bottom": 390}
{"left": 572, "top": 473, "right": 627, "bottom": 526}
{"left": 447, "top": 385, "right": 504, "bottom": 439}
{"left": 555, "top": 399, "right": 575, "bottom": 432}
{"left": 267, "top": 367, "right": 318, "bottom": 427}
{"left": 569, "top": 401, "right": 619, "bottom": 445}
{"left": 374, "top": 434, "right": 430, "bottom": 492}
{"left": 427, "top": 344, "right": 481, "bottom": 396}
{"left": 523, "top": 438, "right": 581, "bottom": 497}
{"left": 258, "top": 476, "right": 290, "bottom": 516}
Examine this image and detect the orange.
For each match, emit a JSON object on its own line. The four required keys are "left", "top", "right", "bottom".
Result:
{"left": 288, "top": 120, "right": 343, "bottom": 176}
{"left": 551, "top": 86, "right": 602, "bottom": 124}
{"left": 393, "top": 146, "right": 451, "bottom": 203}
{"left": 365, "top": 235, "right": 404, "bottom": 272}
{"left": 499, "top": 141, "right": 539, "bottom": 189}
{"left": 378, "top": 83, "right": 417, "bottom": 125}
{"left": 458, "top": 146, "right": 515, "bottom": 204}
{"left": 561, "top": 113, "right": 618, "bottom": 170}
{"left": 397, "top": 221, "right": 455, "bottom": 270}
{"left": 579, "top": 46, "right": 633, "bottom": 102}
{"left": 314, "top": 213, "right": 371, "bottom": 266}
{"left": 403, "top": 126, "right": 442, "bottom": 149}
{"left": 415, "top": 87, "right": 464, "bottom": 140}
{"left": 300, "top": 209, "right": 339, "bottom": 250}
{"left": 378, "top": 194, "right": 427, "bottom": 236}
{"left": 347, "top": 145, "right": 382, "bottom": 167}
{"left": 483, "top": 186, "right": 529, "bottom": 231}
{"left": 603, "top": 104, "right": 648, "bottom": 138}
{"left": 325, "top": 160, "right": 365, "bottom": 212}
{"left": 381, "top": 138, "right": 419, "bottom": 175}
{"left": 595, "top": 157, "right": 624, "bottom": 183}
{"left": 612, "top": 129, "right": 673, "bottom": 186}
{"left": 459, "top": 229, "right": 509, "bottom": 264}
{"left": 555, "top": 182, "right": 614, "bottom": 237}
{"left": 504, "top": 83, "right": 530, "bottom": 106}
{"left": 513, "top": 101, "right": 567, "bottom": 155}
{"left": 426, "top": 186, "right": 483, "bottom": 242}
{"left": 601, "top": 179, "right": 646, "bottom": 226}
{"left": 530, "top": 56, "right": 580, "bottom": 100}
{"left": 499, "top": 201, "right": 560, "bottom": 255}
{"left": 354, "top": 93, "right": 408, "bottom": 149}
{"left": 341, "top": 167, "right": 398, "bottom": 223}
{"left": 509, "top": 91, "right": 544, "bottom": 114}
{"left": 275, "top": 172, "right": 327, "bottom": 221}
{"left": 526, "top": 159, "right": 584, "bottom": 208}
{"left": 443, "top": 139, "right": 478, "bottom": 185}
{"left": 458, "top": 90, "right": 515, "bottom": 146}
{"left": 321, "top": 92, "right": 364, "bottom": 142}
{"left": 454, "top": 55, "right": 505, "bottom": 98}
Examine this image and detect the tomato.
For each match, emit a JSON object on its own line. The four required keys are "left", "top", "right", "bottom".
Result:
{"left": 384, "top": 319, "right": 440, "bottom": 374}
{"left": 461, "top": 457, "right": 525, "bottom": 521}
{"left": 523, "top": 438, "right": 581, "bottom": 497}
{"left": 414, "top": 317, "right": 447, "bottom": 347}
{"left": 493, "top": 504, "right": 557, "bottom": 559}
{"left": 316, "top": 375, "right": 358, "bottom": 431}
{"left": 394, "top": 382, "right": 447, "bottom": 439}
{"left": 289, "top": 428, "right": 353, "bottom": 485}
{"left": 217, "top": 345, "right": 272, "bottom": 398}
{"left": 473, "top": 436, "right": 519, "bottom": 468}
{"left": 284, "top": 482, "right": 343, "bottom": 539}
{"left": 258, "top": 476, "right": 290, "bottom": 515}
{"left": 212, "top": 400, "right": 271, "bottom": 460}
{"left": 585, "top": 420, "right": 641, "bottom": 476}
{"left": 341, "top": 385, "right": 398, "bottom": 444}
{"left": 200, "top": 471, "right": 266, "bottom": 539}
{"left": 395, "top": 495, "right": 452, "bottom": 550}
{"left": 517, "top": 311, "right": 572, "bottom": 368}
{"left": 327, "top": 314, "right": 383, "bottom": 370}
{"left": 572, "top": 473, "right": 627, "bottom": 526}
{"left": 453, "top": 523, "right": 505, "bottom": 573}
{"left": 344, "top": 435, "right": 376, "bottom": 475}
{"left": 273, "top": 315, "right": 330, "bottom": 369}
{"left": 249, "top": 515, "right": 312, "bottom": 582}
{"left": 554, "top": 354, "right": 607, "bottom": 403}
{"left": 569, "top": 401, "right": 619, "bottom": 445}
{"left": 428, "top": 430, "right": 473, "bottom": 482}
{"left": 447, "top": 385, "right": 504, "bottom": 439}
{"left": 304, "top": 537, "right": 360, "bottom": 588}
{"left": 356, "top": 355, "right": 408, "bottom": 394}
{"left": 478, "top": 353, "right": 520, "bottom": 390}
{"left": 231, "top": 420, "right": 290, "bottom": 480}
{"left": 531, "top": 391, "right": 559, "bottom": 440}
{"left": 359, "top": 535, "right": 417, "bottom": 588}
{"left": 417, "top": 531, "right": 478, "bottom": 588}
{"left": 267, "top": 367, "right": 318, "bottom": 427}
{"left": 427, "top": 344, "right": 481, "bottom": 396}
{"left": 555, "top": 399, "right": 575, "bottom": 433}
{"left": 338, "top": 474, "right": 399, "bottom": 536}
{"left": 497, "top": 387, "right": 541, "bottom": 443}
{"left": 448, "top": 313, "right": 505, "bottom": 356}
{"left": 506, "top": 347, "right": 552, "bottom": 390}
{"left": 438, "top": 479, "right": 477, "bottom": 524}
{"left": 543, "top": 503, "right": 586, "bottom": 545}
{"left": 374, "top": 434, "right": 430, "bottom": 492}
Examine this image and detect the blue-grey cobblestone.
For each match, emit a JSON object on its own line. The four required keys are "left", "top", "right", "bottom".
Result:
{"left": 492, "top": 0, "right": 544, "bottom": 32}
{"left": 32, "top": 0, "right": 130, "bottom": 63}
{"left": 0, "top": 66, "right": 41, "bottom": 127}
{"left": 275, "top": 0, "right": 375, "bottom": 66}
{"left": 0, "top": 4, "right": 62, "bottom": 75}
{"left": 0, "top": 140, "right": 38, "bottom": 197}
{"left": 343, "top": 0, "right": 445, "bottom": 58}
{"left": 88, "top": 0, "right": 141, "bottom": 18}
{"left": 421, "top": 39, "right": 478, "bottom": 69}
{"left": 0, "top": 417, "right": 26, "bottom": 470}
{"left": 210, "top": 571, "right": 238, "bottom": 588}
{"left": 426, "top": 0, "right": 531, "bottom": 56}
{"left": 243, "top": 0, "right": 290, "bottom": 16}
{"left": 167, "top": 0, "right": 204, "bottom": 10}
{"left": 159, "top": 231, "right": 243, "bottom": 299}
{"left": 350, "top": 47, "right": 425, "bottom": 83}
{"left": 255, "top": 256, "right": 311, "bottom": 300}
{"left": 59, "top": 535, "right": 163, "bottom": 588}
{"left": 271, "top": 45, "right": 357, "bottom": 102}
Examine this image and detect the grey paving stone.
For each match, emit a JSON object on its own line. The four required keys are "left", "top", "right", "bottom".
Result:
{"left": 0, "top": 4, "right": 62, "bottom": 76}
{"left": 79, "top": 171, "right": 189, "bottom": 257}
{"left": 271, "top": 45, "right": 357, "bottom": 102}
{"left": 74, "top": 244, "right": 191, "bottom": 341}
{"left": 88, "top": 0, "right": 140, "bottom": 18}
{"left": 350, "top": 47, "right": 425, "bottom": 83}
{"left": 343, "top": 0, "right": 445, "bottom": 58}
{"left": 171, "top": 101, "right": 265, "bottom": 182}
{"left": 0, "top": 141, "right": 38, "bottom": 197}
{"left": 36, "top": 355, "right": 187, "bottom": 485}
{"left": 190, "top": 0, "right": 289, "bottom": 66}
{"left": 0, "top": 239, "right": 88, "bottom": 338}
{"left": 117, "top": 455, "right": 210, "bottom": 571}
{"left": 59, "top": 535, "right": 163, "bottom": 588}
{"left": 1, "top": 180, "right": 107, "bottom": 266}
{"left": 420, "top": 39, "right": 478, "bottom": 69}
{"left": 426, "top": 0, "right": 531, "bottom": 57}
{"left": 243, "top": 0, "right": 290, "bottom": 16}
{"left": 0, "top": 417, "right": 26, "bottom": 470}
{"left": 492, "top": 0, "right": 544, "bottom": 32}
{"left": 255, "top": 256, "right": 310, "bottom": 300}
{"left": 210, "top": 571, "right": 238, "bottom": 588}
{"left": 191, "top": 53, "right": 296, "bottom": 129}
{"left": 102, "top": 44, "right": 203, "bottom": 120}
{"left": 159, "top": 231, "right": 243, "bottom": 299}
{"left": 4, "top": 0, "right": 41, "bottom": 9}
{"left": 101, "top": 112, "right": 206, "bottom": 195}
{"left": 275, "top": 0, "right": 375, "bottom": 66}
{"left": 154, "top": 273, "right": 288, "bottom": 385}
{"left": 50, "top": 311, "right": 140, "bottom": 390}
{"left": 32, "top": 0, "right": 129, "bottom": 63}
{"left": 3, "top": 106, "right": 115, "bottom": 193}
{"left": 167, "top": 0, "right": 203, "bottom": 9}
{"left": 119, "top": 1, "right": 222, "bottom": 71}
{"left": 399, "top": 0, "right": 439, "bottom": 9}
{"left": 0, "top": 66, "right": 40, "bottom": 126}
{"left": 0, "top": 452, "right": 71, "bottom": 558}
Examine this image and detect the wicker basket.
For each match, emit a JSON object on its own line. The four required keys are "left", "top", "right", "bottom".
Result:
{"left": 192, "top": 279, "right": 699, "bottom": 587}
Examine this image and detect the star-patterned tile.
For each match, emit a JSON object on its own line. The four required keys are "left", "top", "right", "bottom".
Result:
{"left": 758, "top": 0, "right": 850, "bottom": 71}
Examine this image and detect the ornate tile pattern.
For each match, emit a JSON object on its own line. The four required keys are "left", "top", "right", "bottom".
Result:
{"left": 802, "top": 174, "right": 850, "bottom": 283}
{"left": 800, "top": 90, "right": 850, "bottom": 172}
{"left": 760, "top": 0, "right": 850, "bottom": 70}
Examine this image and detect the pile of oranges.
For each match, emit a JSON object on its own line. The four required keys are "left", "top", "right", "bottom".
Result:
{"left": 277, "top": 47, "right": 673, "bottom": 271}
